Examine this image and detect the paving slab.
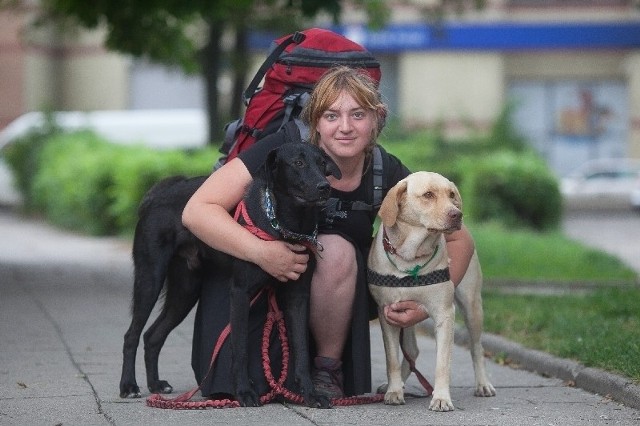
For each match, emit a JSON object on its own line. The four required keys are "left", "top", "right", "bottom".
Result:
{"left": 1, "top": 208, "right": 639, "bottom": 425}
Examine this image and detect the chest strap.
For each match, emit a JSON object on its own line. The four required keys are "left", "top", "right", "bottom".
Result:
{"left": 367, "top": 267, "right": 450, "bottom": 288}
{"left": 324, "top": 145, "right": 385, "bottom": 220}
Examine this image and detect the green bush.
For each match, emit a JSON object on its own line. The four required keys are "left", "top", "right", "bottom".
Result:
{"left": 110, "top": 145, "right": 217, "bottom": 233}
{"left": 462, "top": 150, "right": 562, "bottom": 231}
{"left": 31, "top": 131, "right": 122, "bottom": 235}
{"left": 1, "top": 114, "right": 63, "bottom": 211}
{"left": 380, "top": 109, "right": 560, "bottom": 232}
{"left": 28, "top": 130, "right": 218, "bottom": 236}
{"left": 4, "top": 102, "right": 559, "bottom": 235}
{"left": 382, "top": 104, "right": 537, "bottom": 192}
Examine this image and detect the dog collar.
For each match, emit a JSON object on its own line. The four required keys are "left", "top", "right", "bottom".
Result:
{"left": 367, "top": 267, "right": 450, "bottom": 287}
{"left": 262, "top": 188, "right": 323, "bottom": 254}
{"left": 381, "top": 226, "right": 441, "bottom": 279}
{"left": 382, "top": 227, "right": 396, "bottom": 254}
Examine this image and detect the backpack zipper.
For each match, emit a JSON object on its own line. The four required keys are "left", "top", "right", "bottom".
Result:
{"left": 278, "top": 54, "right": 380, "bottom": 70}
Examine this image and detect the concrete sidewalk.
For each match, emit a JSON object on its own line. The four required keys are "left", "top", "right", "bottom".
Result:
{"left": 1, "top": 207, "right": 639, "bottom": 425}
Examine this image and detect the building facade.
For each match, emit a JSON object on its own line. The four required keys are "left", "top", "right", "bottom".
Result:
{"left": 1, "top": 0, "right": 639, "bottom": 175}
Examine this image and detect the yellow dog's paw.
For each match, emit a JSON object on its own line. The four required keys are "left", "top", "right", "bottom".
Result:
{"left": 475, "top": 383, "right": 496, "bottom": 397}
{"left": 429, "top": 397, "right": 455, "bottom": 412}
{"left": 384, "top": 390, "right": 405, "bottom": 405}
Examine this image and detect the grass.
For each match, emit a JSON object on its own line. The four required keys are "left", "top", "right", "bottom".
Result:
{"left": 468, "top": 221, "right": 637, "bottom": 284}
{"left": 465, "top": 220, "right": 640, "bottom": 383}
{"left": 482, "top": 287, "right": 640, "bottom": 382}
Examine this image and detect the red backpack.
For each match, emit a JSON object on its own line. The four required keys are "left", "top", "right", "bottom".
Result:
{"left": 214, "top": 28, "right": 381, "bottom": 169}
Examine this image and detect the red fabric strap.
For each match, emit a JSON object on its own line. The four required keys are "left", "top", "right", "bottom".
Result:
{"left": 399, "top": 328, "right": 433, "bottom": 396}
{"left": 234, "top": 200, "right": 276, "bottom": 241}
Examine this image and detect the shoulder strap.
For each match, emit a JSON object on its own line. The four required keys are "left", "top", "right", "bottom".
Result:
{"left": 371, "top": 145, "right": 384, "bottom": 209}
{"left": 242, "top": 31, "right": 306, "bottom": 105}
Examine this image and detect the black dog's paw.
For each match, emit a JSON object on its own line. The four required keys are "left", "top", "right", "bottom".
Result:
{"left": 148, "top": 380, "right": 173, "bottom": 394}
{"left": 119, "top": 384, "right": 142, "bottom": 399}
{"left": 305, "top": 392, "right": 332, "bottom": 409}
{"left": 235, "top": 389, "right": 262, "bottom": 407}
{"left": 298, "top": 381, "right": 332, "bottom": 409}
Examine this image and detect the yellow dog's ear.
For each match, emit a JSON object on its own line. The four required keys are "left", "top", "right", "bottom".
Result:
{"left": 379, "top": 180, "right": 407, "bottom": 228}
{"left": 452, "top": 184, "right": 463, "bottom": 210}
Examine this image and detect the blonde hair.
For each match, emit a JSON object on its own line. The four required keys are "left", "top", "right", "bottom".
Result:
{"left": 300, "top": 66, "right": 387, "bottom": 151}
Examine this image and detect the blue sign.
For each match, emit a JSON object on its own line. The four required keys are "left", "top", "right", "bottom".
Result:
{"left": 249, "top": 22, "right": 640, "bottom": 53}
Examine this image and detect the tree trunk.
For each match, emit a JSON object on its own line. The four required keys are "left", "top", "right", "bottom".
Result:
{"left": 202, "top": 20, "right": 224, "bottom": 144}
{"left": 230, "top": 25, "right": 249, "bottom": 120}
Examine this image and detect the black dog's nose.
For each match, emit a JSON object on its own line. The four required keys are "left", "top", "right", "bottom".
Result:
{"left": 317, "top": 181, "right": 331, "bottom": 197}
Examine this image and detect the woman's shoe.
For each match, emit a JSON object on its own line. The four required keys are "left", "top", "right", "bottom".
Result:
{"left": 312, "top": 356, "right": 344, "bottom": 399}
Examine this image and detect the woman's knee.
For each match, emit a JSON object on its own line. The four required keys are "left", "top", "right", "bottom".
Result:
{"left": 316, "top": 234, "right": 357, "bottom": 276}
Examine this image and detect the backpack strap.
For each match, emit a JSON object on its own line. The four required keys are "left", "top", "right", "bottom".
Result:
{"left": 243, "top": 31, "right": 306, "bottom": 106}
{"left": 279, "top": 91, "right": 311, "bottom": 134}
{"left": 293, "top": 118, "right": 310, "bottom": 142}
{"left": 324, "top": 145, "right": 385, "bottom": 222}
{"left": 371, "top": 145, "right": 384, "bottom": 210}
{"left": 349, "top": 145, "right": 384, "bottom": 211}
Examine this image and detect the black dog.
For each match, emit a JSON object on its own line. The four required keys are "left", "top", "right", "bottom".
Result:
{"left": 119, "top": 142, "right": 340, "bottom": 409}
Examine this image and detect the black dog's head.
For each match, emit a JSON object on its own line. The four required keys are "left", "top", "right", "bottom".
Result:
{"left": 265, "top": 143, "right": 341, "bottom": 207}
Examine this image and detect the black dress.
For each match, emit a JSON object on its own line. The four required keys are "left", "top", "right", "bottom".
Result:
{"left": 191, "top": 123, "right": 410, "bottom": 398}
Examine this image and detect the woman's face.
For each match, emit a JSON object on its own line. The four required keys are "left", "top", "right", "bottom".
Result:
{"left": 316, "top": 91, "right": 375, "bottom": 162}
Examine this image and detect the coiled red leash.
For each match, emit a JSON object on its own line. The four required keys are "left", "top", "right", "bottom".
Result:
{"left": 147, "top": 288, "right": 384, "bottom": 409}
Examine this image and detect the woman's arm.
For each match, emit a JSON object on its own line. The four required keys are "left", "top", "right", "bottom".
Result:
{"left": 181, "top": 158, "right": 309, "bottom": 282}
{"left": 444, "top": 224, "right": 475, "bottom": 287}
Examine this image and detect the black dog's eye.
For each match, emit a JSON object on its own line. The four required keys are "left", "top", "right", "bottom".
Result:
{"left": 294, "top": 160, "right": 305, "bottom": 168}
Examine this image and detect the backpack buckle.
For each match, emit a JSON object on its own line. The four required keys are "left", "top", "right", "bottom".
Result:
{"left": 292, "top": 31, "right": 306, "bottom": 44}
{"left": 283, "top": 93, "right": 301, "bottom": 105}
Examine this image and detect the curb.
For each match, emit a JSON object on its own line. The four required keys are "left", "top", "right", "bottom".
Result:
{"left": 428, "top": 323, "right": 640, "bottom": 410}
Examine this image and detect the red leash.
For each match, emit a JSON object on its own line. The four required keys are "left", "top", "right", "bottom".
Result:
{"left": 146, "top": 288, "right": 384, "bottom": 409}
{"left": 399, "top": 328, "right": 434, "bottom": 396}
{"left": 145, "top": 289, "right": 266, "bottom": 409}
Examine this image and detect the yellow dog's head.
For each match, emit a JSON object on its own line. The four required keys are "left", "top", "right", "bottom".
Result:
{"left": 379, "top": 171, "right": 463, "bottom": 234}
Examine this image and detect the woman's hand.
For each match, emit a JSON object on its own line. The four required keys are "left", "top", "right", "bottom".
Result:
{"left": 383, "top": 300, "right": 429, "bottom": 327}
{"left": 253, "top": 240, "right": 310, "bottom": 282}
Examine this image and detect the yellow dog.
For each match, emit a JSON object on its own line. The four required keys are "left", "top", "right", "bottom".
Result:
{"left": 368, "top": 171, "right": 496, "bottom": 411}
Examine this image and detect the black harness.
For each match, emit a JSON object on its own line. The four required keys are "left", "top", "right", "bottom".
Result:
{"left": 367, "top": 267, "right": 450, "bottom": 288}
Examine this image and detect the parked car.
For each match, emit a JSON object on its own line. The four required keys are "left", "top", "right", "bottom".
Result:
{"left": 560, "top": 158, "right": 640, "bottom": 209}
{"left": 631, "top": 174, "right": 640, "bottom": 211}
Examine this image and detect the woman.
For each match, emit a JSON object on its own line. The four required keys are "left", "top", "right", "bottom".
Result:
{"left": 182, "top": 66, "right": 476, "bottom": 399}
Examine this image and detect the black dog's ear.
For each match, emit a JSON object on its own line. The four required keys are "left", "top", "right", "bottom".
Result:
{"left": 323, "top": 151, "right": 342, "bottom": 180}
{"left": 264, "top": 147, "right": 281, "bottom": 186}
